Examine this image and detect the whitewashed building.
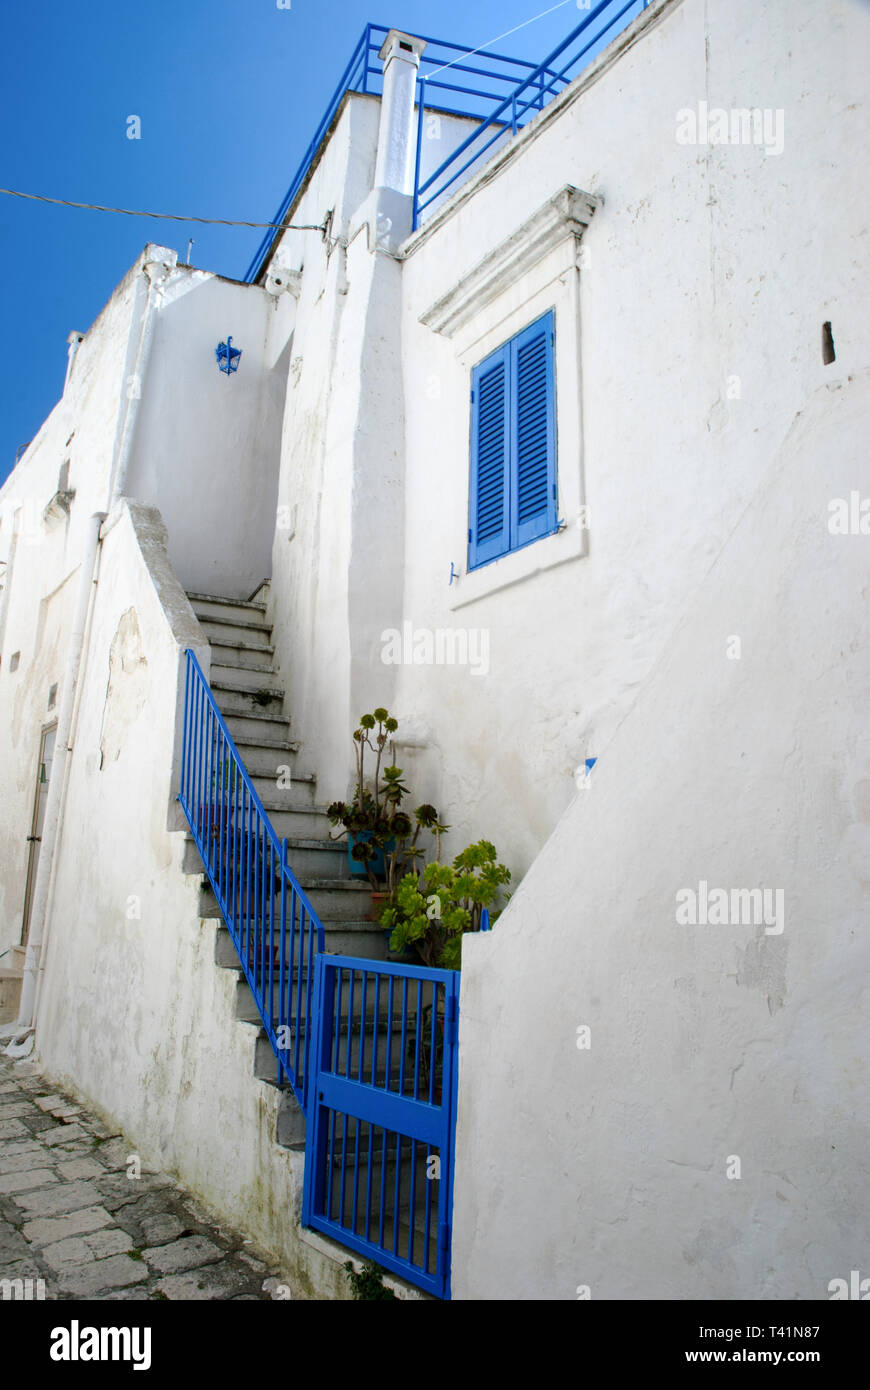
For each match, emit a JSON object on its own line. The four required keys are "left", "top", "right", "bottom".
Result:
{"left": 1, "top": 0, "right": 868, "bottom": 1300}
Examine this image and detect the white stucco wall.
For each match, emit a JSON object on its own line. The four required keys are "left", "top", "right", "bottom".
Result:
{"left": 453, "top": 371, "right": 870, "bottom": 1299}
{"left": 0, "top": 239, "right": 288, "bottom": 950}
{"left": 125, "top": 268, "right": 284, "bottom": 600}
{"left": 0, "top": 262, "right": 142, "bottom": 954}
{"left": 389, "top": 0, "right": 870, "bottom": 874}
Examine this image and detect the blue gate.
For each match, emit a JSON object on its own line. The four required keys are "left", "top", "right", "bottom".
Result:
{"left": 302, "top": 954, "right": 460, "bottom": 1300}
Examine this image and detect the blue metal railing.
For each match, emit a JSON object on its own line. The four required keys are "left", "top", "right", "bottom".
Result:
{"left": 243, "top": 22, "right": 563, "bottom": 283}
{"left": 179, "top": 649, "right": 325, "bottom": 1108}
{"left": 413, "top": 0, "right": 650, "bottom": 228}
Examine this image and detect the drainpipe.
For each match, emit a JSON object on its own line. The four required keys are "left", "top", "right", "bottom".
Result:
{"left": 3, "top": 511, "right": 106, "bottom": 1052}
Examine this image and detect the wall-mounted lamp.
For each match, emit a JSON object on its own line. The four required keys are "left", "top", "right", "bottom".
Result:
{"left": 215, "top": 336, "right": 242, "bottom": 376}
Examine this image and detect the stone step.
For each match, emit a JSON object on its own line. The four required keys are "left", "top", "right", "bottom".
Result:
{"left": 255, "top": 1027, "right": 432, "bottom": 1095}
{"left": 238, "top": 981, "right": 422, "bottom": 1039}
{"left": 184, "top": 823, "right": 341, "bottom": 881}
{"left": 187, "top": 591, "right": 267, "bottom": 627}
{"left": 197, "top": 615, "right": 273, "bottom": 649}
{"left": 325, "top": 1161, "right": 440, "bottom": 1250}
{"left": 210, "top": 659, "right": 281, "bottom": 689}
{"left": 249, "top": 775, "right": 317, "bottom": 809}
{"left": 210, "top": 681, "right": 285, "bottom": 717}
{"left": 182, "top": 814, "right": 333, "bottom": 875}
{"left": 207, "top": 632, "right": 275, "bottom": 662}
{"left": 272, "top": 1093, "right": 446, "bottom": 1215}
{"left": 226, "top": 738, "right": 301, "bottom": 778}
{"left": 186, "top": 778, "right": 318, "bottom": 826}
{"left": 198, "top": 876, "right": 374, "bottom": 925}
{"left": 222, "top": 709, "right": 293, "bottom": 744}
{"left": 233, "top": 967, "right": 403, "bottom": 1034}
{"left": 214, "top": 923, "right": 389, "bottom": 974}
{"left": 195, "top": 834, "right": 348, "bottom": 883}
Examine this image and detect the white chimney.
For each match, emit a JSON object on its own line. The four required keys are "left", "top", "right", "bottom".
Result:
{"left": 373, "top": 30, "right": 427, "bottom": 195}
{"left": 64, "top": 331, "right": 84, "bottom": 391}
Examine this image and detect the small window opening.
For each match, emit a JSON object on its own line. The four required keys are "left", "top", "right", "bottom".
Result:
{"left": 48, "top": 683, "right": 57, "bottom": 710}
{"left": 9, "top": 651, "right": 20, "bottom": 672}
{"left": 822, "top": 322, "right": 836, "bottom": 365}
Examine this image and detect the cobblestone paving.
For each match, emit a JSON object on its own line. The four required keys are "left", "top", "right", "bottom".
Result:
{"left": 0, "top": 1055, "right": 291, "bottom": 1301}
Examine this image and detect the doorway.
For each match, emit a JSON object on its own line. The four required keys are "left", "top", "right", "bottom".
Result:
{"left": 20, "top": 723, "right": 57, "bottom": 947}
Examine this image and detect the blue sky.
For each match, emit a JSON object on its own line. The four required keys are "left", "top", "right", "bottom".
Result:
{"left": 0, "top": 0, "right": 612, "bottom": 483}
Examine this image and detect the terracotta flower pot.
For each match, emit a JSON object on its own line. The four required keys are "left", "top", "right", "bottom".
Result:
{"left": 368, "top": 890, "right": 391, "bottom": 923}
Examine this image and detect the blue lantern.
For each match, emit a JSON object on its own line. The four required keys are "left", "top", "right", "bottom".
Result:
{"left": 215, "top": 335, "right": 242, "bottom": 375}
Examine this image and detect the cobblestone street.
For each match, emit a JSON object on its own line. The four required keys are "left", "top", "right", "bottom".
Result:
{"left": 0, "top": 1055, "right": 290, "bottom": 1301}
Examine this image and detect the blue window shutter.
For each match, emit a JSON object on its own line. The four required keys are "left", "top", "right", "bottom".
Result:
{"left": 469, "top": 344, "right": 510, "bottom": 568}
{"left": 512, "top": 311, "right": 556, "bottom": 549}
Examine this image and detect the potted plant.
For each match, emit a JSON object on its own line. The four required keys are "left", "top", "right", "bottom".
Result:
{"left": 380, "top": 840, "right": 510, "bottom": 1099}
{"left": 379, "top": 840, "right": 511, "bottom": 970}
{"left": 327, "top": 708, "right": 447, "bottom": 895}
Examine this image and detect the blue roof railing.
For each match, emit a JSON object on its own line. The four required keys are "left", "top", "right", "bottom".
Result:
{"left": 244, "top": 22, "right": 564, "bottom": 283}
{"left": 245, "top": 5, "right": 651, "bottom": 280}
{"left": 413, "top": 0, "right": 650, "bottom": 228}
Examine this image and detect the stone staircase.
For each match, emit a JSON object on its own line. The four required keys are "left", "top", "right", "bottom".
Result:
{"left": 180, "top": 591, "right": 436, "bottom": 1268}
{"left": 181, "top": 590, "right": 391, "bottom": 1151}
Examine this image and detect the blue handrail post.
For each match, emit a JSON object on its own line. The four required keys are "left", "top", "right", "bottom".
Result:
{"left": 179, "top": 651, "right": 190, "bottom": 808}
{"left": 278, "top": 837, "right": 288, "bottom": 1081}
{"left": 301, "top": 952, "right": 335, "bottom": 1223}
{"left": 441, "top": 972, "right": 461, "bottom": 1299}
{"left": 412, "top": 76, "right": 426, "bottom": 232}
{"left": 361, "top": 22, "right": 370, "bottom": 93}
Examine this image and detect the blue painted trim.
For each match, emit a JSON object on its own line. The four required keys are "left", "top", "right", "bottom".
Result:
{"left": 468, "top": 309, "right": 556, "bottom": 572}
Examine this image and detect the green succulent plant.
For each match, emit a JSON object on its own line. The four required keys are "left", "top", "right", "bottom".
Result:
{"left": 380, "top": 840, "right": 511, "bottom": 970}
